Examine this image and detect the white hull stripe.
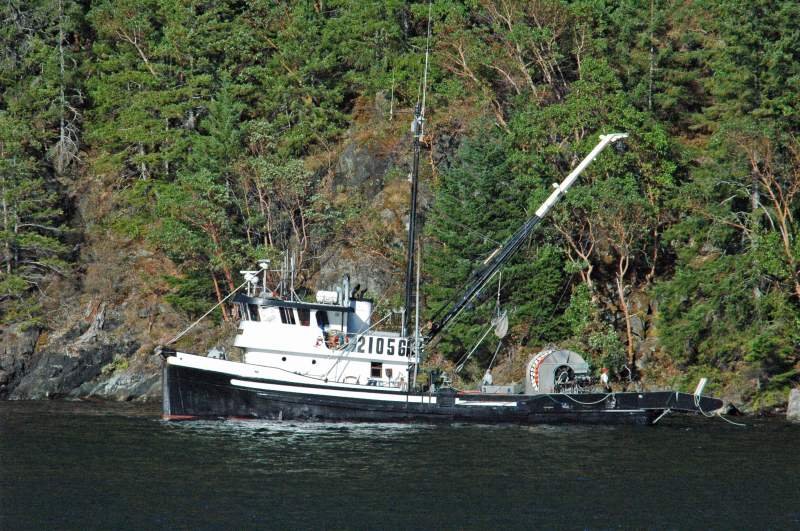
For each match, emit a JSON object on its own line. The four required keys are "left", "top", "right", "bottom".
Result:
{"left": 230, "top": 379, "right": 438, "bottom": 404}
{"left": 454, "top": 399, "right": 517, "bottom": 407}
{"left": 168, "top": 353, "right": 402, "bottom": 392}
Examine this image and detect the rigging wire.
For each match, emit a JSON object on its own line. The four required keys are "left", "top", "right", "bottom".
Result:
{"left": 495, "top": 271, "right": 502, "bottom": 312}
{"left": 167, "top": 278, "right": 250, "bottom": 345}
{"left": 694, "top": 392, "right": 747, "bottom": 427}
{"left": 549, "top": 271, "right": 577, "bottom": 320}
{"left": 478, "top": 274, "right": 505, "bottom": 372}
{"left": 486, "top": 340, "right": 503, "bottom": 372}
{"left": 412, "top": 237, "right": 422, "bottom": 388}
{"left": 559, "top": 392, "right": 614, "bottom": 405}
{"left": 455, "top": 321, "right": 494, "bottom": 372}
{"left": 455, "top": 274, "right": 506, "bottom": 375}
{"left": 715, "top": 413, "right": 747, "bottom": 427}
{"left": 407, "top": 0, "right": 433, "bottom": 348}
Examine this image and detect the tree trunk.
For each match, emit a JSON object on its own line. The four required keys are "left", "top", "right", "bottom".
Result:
{"left": 206, "top": 224, "right": 239, "bottom": 320}
{"left": 56, "top": 0, "right": 66, "bottom": 175}
{"left": 647, "top": 0, "right": 655, "bottom": 112}
{"left": 241, "top": 179, "right": 253, "bottom": 246}
{"left": 616, "top": 255, "right": 636, "bottom": 374}
{"left": 211, "top": 273, "right": 230, "bottom": 322}
{"left": 751, "top": 174, "right": 760, "bottom": 213}
{"left": 138, "top": 143, "right": 148, "bottom": 179}
{"left": 51, "top": 0, "right": 79, "bottom": 177}
{"left": 254, "top": 179, "right": 273, "bottom": 248}
{"left": 207, "top": 224, "right": 236, "bottom": 293}
{"left": 646, "top": 228, "right": 659, "bottom": 284}
{"left": 1, "top": 176, "right": 11, "bottom": 274}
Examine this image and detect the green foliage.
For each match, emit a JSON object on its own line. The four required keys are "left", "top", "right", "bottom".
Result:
{"left": 0, "top": 0, "right": 75, "bottom": 324}
{"left": 101, "top": 355, "right": 130, "bottom": 375}
{"left": 586, "top": 327, "right": 626, "bottom": 374}
{"left": 0, "top": 0, "right": 85, "bottom": 158}
{"left": 702, "top": 0, "right": 800, "bottom": 130}
{"left": 151, "top": 84, "right": 246, "bottom": 309}
{"left": 562, "top": 284, "right": 625, "bottom": 373}
{"left": 163, "top": 272, "right": 217, "bottom": 319}
{"left": 86, "top": 0, "right": 248, "bottom": 181}
{"left": 652, "top": 1, "right": 800, "bottom": 391}
{"left": 574, "top": 0, "right": 715, "bottom": 126}
{"left": 655, "top": 253, "right": 799, "bottom": 373}
{"left": 563, "top": 283, "right": 592, "bottom": 336}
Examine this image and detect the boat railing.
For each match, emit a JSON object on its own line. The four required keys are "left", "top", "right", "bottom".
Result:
{"left": 337, "top": 376, "right": 407, "bottom": 391}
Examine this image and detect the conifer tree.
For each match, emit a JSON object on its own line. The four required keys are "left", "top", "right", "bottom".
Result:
{"left": 423, "top": 131, "right": 567, "bottom": 367}
{"left": 87, "top": 0, "right": 198, "bottom": 181}
{"left": 0, "top": 115, "right": 69, "bottom": 324}
{"left": 153, "top": 86, "right": 245, "bottom": 319}
{"left": 0, "top": 0, "right": 78, "bottom": 324}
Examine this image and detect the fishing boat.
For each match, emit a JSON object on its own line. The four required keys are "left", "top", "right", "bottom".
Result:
{"left": 157, "top": 105, "right": 724, "bottom": 425}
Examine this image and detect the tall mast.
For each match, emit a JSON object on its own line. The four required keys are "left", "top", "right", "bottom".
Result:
{"left": 403, "top": 1, "right": 433, "bottom": 339}
{"left": 402, "top": 104, "right": 423, "bottom": 338}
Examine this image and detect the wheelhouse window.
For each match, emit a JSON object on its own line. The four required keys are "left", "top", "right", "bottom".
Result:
{"left": 279, "top": 307, "right": 296, "bottom": 325}
{"left": 315, "top": 311, "right": 329, "bottom": 328}
{"left": 370, "top": 362, "right": 382, "bottom": 378}
{"left": 297, "top": 308, "right": 310, "bottom": 326}
{"left": 248, "top": 304, "right": 260, "bottom": 322}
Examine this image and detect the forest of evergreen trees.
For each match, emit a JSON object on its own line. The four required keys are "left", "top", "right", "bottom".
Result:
{"left": 1, "top": 1, "right": 798, "bottom": 405}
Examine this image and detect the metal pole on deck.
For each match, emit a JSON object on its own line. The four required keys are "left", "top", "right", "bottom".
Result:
{"left": 402, "top": 103, "right": 423, "bottom": 339}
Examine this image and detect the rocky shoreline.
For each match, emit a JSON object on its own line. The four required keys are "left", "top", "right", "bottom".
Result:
{"left": 1, "top": 318, "right": 159, "bottom": 403}
{"left": 5, "top": 319, "right": 798, "bottom": 421}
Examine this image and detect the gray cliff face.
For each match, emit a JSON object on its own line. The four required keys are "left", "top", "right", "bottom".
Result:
{"left": 0, "top": 325, "right": 41, "bottom": 398}
{"left": 321, "top": 122, "right": 430, "bottom": 305}
{"left": 4, "top": 300, "right": 160, "bottom": 402}
{"left": 321, "top": 134, "right": 400, "bottom": 296}
{"left": 788, "top": 389, "right": 800, "bottom": 423}
{"left": 334, "top": 141, "right": 392, "bottom": 196}
{"left": 0, "top": 165, "right": 200, "bottom": 402}
{"left": 71, "top": 354, "right": 161, "bottom": 402}
{"left": 316, "top": 247, "right": 397, "bottom": 299}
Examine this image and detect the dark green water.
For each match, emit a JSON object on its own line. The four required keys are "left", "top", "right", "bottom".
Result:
{"left": 1, "top": 401, "right": 798, "bottom": 530}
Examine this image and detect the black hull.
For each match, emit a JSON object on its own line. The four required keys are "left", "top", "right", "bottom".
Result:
{"left": 162, "top": 361, "right": 723, "bottom": 426}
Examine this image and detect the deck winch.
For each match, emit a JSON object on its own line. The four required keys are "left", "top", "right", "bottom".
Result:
{"left": 526, "top": 347, "right": 591, "bottom": 394}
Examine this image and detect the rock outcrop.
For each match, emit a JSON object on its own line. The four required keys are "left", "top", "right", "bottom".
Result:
{"left": 6, "top": 301, "right": 149, "bottom": 400}
{"left": 334, "top": 141, "right": 392, "bottom": 196}
{"left": 788, "top": 389, "right": 800, "bottom": 423}
{"left": 0, "top": 325, "right": 41, "bottom": 398}
{"left": 1, "top": 171, "right": 188, "bottom": 402}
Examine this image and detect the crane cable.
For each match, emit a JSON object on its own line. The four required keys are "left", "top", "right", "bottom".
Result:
{"left": 456, "top": 275, "right": 506, "bottom": 374}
